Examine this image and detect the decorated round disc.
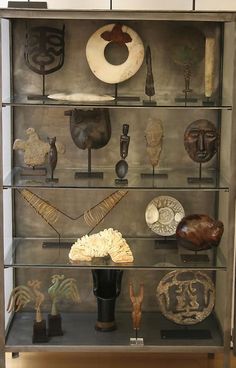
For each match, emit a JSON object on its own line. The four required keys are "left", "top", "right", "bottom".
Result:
{"left": 145, "top": 196, "right": 185, "bottom": 236}
{"left": 86, "top": 24, "right": 144, "bottom": 84}
{"left": 156, "top": 270, "right": 215, "bottom": 325}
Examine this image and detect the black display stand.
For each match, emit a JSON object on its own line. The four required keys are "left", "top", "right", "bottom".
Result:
{"left": 187, "top": 163, "right": 213, "bottom": 184}
{"left": 154, "top": 237, "right": 178, "bottom": 250}
{"left": 130, "top": 329, "right": 144, "bottom": 346}
{"left": 75, "top": 149, "right": 103, "bottom": 179}
{"left": 202, "top": 97, "right": 215, "bottom": 106}
{"left": 141, "top": 166, "right": 168, "bottom": 179}
{"left": 161, "top": 329, "right": 212, "bottom": 340}
{"left": 42, "top": 241, "right": 71, "bottom": 248}
{"left": 47, "top": 314, "right": 63, "bottom": 337}
{"left": 175, "top": 96, "right": 197, "bottom": 104}
{"left": 20, "top": 167, "right": 47, "bottom": 176}
{"left": 143, "top": 97, "right": 157, "bottom": 106}
{"left": 46, "top": 176, "right": 59, "bottom": 183}
{"left": 181, "top": 253, "right": 210, "bottom": 263}
{"left": 114, "top": 84, "right": 140, "bottom": 102}
{"left": 32, "top": 320, "right": 48, "bottom": 343}
{"left": 115, "top": 178, "right": 128, "bottom": 185}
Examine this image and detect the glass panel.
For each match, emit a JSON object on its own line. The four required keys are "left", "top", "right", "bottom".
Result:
{"left": 4, "top": 237, "right": 227, "bottom": 270}
{"left": 5, "top": 311, "right": 223, "bottom": 349}
{"left": 3, "top": 167, "right": 229, "bottom": 191}
{"left": 2, "top": 96, "right": 233, "bottom": 109}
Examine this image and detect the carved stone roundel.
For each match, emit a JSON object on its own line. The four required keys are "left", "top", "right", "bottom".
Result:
{"left": 86, "top": 24, "right": 144, "bottom": 84}
{"left": 156, "top": 270, "right": 215, "bottom": 325}
{"left": 145, "top": 196, "right": 185, "bottom": 236}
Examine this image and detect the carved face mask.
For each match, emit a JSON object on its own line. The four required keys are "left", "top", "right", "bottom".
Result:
{"left": 184, "top": 119, "right": 219, "bottom": 163}
{"left": 24, "top": 25, "right": 65, "bottom": 75}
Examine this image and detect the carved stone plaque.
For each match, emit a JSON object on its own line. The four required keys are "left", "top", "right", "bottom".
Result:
{"left": 145, "top": 196, "right": 185, "bottom": 236}
{"left": 156, "top": 270, "right": 215, "bottom": 325}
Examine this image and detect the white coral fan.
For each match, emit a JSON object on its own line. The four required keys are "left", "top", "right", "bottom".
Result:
{"left": 69, "top": 228, "right": 134, "bottom": 263}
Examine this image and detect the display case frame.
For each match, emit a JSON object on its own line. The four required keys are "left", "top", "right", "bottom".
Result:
{"left": 0, "top": 8, "right": 236, "bottom": 368}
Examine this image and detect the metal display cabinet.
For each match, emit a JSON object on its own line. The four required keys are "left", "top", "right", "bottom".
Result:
{"left": 0, "top": 8, "right": 236, "bottom": 368}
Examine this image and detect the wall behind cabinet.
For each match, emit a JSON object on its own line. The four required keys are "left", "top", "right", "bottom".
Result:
{"left": 112, "top": 0, "right": 192, "bottom": 10}
{"left": 195, "top": 0, "right": 236, "bottom": 10}
{"left": 0, "top": 0, "right": 110, "bottom": 9}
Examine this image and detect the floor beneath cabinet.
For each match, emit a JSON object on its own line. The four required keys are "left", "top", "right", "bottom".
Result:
{"left": 5, "top": 351, "right": 235, "bottom": 368}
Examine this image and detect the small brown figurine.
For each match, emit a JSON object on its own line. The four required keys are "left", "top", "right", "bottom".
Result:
{"left": 46, "top": 137, "right": 58, "bottom": 183}
{"left": 176, "top": 214, "right": 224, "bottom": 251}
{"left": 129, "top": 283, "right": 144, "bottom": 331}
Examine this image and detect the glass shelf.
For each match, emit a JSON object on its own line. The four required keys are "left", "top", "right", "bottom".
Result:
{"left": 5, "top": 312, "right": 223, "bottom": 352}
{"left": 3, "top": 167, "right": 229, "bottom": 191}
{"left": 1, "top": 96, "right": 232, "bottom": 110}
{"left": 0, "top": 8, "right": 234, "bottom": 22}
{"left": 4, "top": 237, "right": 227, "bottom": 270}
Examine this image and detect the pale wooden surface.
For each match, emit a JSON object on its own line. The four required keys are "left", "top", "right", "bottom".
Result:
{"left": 5, "top": 352, "right": 236, "bottom": 368}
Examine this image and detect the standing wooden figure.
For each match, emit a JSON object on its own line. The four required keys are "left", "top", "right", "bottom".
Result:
{"left": 115, "top": 124, "right": 130, "bottom": 184}
{"left": 46, "top": 137, "right": 58, "bottom": 183}
{"left": 129, "top": 282, "right": 144, "bottom": 341}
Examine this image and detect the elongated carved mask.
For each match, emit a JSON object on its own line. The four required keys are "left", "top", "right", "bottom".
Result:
{"left": 65, "top": 109, "right": 111, "bottom": 150}
{"left": 145, "top": 118, "right": 163, "bottom": 168}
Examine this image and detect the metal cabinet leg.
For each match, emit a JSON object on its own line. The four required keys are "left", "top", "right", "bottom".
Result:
{"left": 12, "top": 352, "right": 19, "bottom": 359}
{"left": 208, "top": 353, "right": 215, "bottom": 359}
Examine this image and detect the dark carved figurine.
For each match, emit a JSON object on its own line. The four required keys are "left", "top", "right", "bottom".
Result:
{"left": 46, "top": 137, "right": 58, "bottom": 182}
{"left": 120, "top": 124, "right": 130, "bottom": 159}
{"left": 115, "top": 124, "right": 130, "bottom": 183}
{"left": 184, "top": 119, "right": 219, "bottom": 163}
{"left": 176, "top": 214, "right": 224, "bottom": 251}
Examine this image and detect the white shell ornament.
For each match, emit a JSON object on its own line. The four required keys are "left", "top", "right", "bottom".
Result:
{"left": 86, "top": 24, "right": 144, "bottom": 84}
{"left": 145, "top": 196, "right": 185, "bottom": 236}
{"left": 48, "top": 93, "right": 115, "bottom": 102}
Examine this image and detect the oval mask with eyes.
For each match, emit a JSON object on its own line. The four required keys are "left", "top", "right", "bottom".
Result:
{"left": 184, "top": 119, "right": 219, "bottom": 163}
